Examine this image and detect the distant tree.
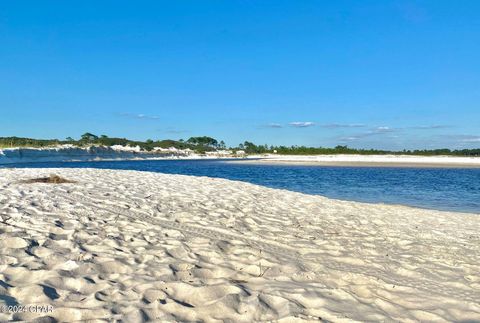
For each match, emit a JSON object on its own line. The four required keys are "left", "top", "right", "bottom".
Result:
{"left": 187, "top": 136, "right": 218, "bottom": 147}
{"left": 242, "top": 141, "right": 258, "bottom": 153}
{"left": 65, "top": 137, "right": 74, "bottom": 142}
{"left": 141, "top": 139, "right": 155, "bottom": 151}
{"left": 80, "top": 132, "right": 98, "bottom": 143}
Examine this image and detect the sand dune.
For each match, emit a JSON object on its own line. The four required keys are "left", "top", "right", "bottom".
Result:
{"left": 0, "top": 168, "right": 479, "bottom": 322}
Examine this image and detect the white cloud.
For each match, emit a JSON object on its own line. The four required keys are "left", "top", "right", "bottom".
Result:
{"left": 120, "top": 113, "right": 160, "bottom": 120}
{"left": 375, "top": 126, "right": 393, "bottom": 132}
{"left": 289, "top": 121, "right": 315, "bottom": 128}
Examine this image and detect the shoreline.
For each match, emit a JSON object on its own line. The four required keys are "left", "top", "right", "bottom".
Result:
{"left": 0, "top": 168, "right": 478, "bottom": 322}
{"left": 0, "top": 155, "right": 244, "bottom": 166}
{"left": 0, "top": 145, "right": 244, "bottom": 165}
{"left": 2, "top": 146, "right": 480, "bottom": 168}
{"left": 236, "top": 154, "right": 480, "bottom": 168}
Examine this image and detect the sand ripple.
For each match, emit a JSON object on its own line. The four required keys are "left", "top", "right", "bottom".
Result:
{"left": 0, "top": 168, "right": 479, "bottom": 322}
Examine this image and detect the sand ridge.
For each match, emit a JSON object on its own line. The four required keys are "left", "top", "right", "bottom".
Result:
{"left": 0, "top": 168, "right": 479, "bottom": 322}
{"left": 238, "top": 154, "right": 480, "bottom": 168}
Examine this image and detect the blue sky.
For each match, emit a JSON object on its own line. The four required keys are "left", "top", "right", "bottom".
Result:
{"left": 1, "top": 1, "right": 479, "bottom": 149}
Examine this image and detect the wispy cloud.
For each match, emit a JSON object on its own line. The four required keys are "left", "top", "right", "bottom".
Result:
{"left": 119, "top": 113, "right": 160, "bottom": 120}
{"left": 463, "top": 137, "right": 480, "bottom": 143}
{"left": 341, "top": 136, "right": 362, "bottom": 141}
{"left": 263, "top": 123, "right": 283, "bottom": 128}
{"left": 289, "top": 121, "right": 316, "bottom": 128}
{"left": 321, "top": 123, "right": 366, "bottom": 129}
{"left": 374, "top": 126, "right": 394, "bottom": 133}
{"left": 266, "top": 122, "right": 444, "bottom": 131}
{"left": 410, "top": 134, "right": 480, "bottom": 148}
{"left": 450, "top": 135, "right": 480, "bottom": 143}
{"left": 409, "top": 125, "right": 451, "bottom": 130}
{"left": 337, "top": 126, "right": 396, "bottom": 141}
{"left": 322, "top": 123, "right": 451, "bottom": 131}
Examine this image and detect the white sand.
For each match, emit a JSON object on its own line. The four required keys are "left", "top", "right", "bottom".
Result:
{"left": 243, "top": 154, "right": 480, "bottom": 168}
{"left": 0, "top": 168, "right": 479, "bottom": 322}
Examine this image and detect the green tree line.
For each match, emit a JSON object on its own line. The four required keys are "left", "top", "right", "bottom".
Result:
{"left": 236, "top": 141, "right": 480, "bottom": 156}
{"left": 0, "top": 134, "right": 222, "bottom": 153}
{"left": 1, "top": 134, "right": 479, "bottom": 156}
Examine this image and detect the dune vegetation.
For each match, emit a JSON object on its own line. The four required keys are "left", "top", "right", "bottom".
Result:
{"left": 1, "top": 133, "right": 479, "bottom": 156}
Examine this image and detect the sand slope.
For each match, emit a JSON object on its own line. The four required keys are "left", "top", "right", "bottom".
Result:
{"left": 0, "top": 168, "right": 479, "bottom": 322}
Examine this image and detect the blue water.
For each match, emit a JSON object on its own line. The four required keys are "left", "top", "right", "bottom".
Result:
{"left": 5, "top": 159, "right": 480, "bottom": 213}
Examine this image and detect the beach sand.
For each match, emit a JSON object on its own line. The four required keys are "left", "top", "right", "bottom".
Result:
{"left": 238, "top": 154, "right": 480, "bottom": 168}
{"left": 0, "top": 168, "right": 479, "bottom": 322}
